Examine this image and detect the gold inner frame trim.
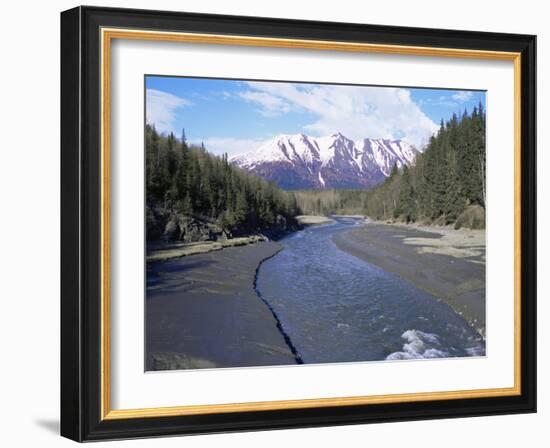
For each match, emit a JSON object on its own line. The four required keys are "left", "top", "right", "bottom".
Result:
{"left": 100, "top": 27, "right": 522, "bottom": 421}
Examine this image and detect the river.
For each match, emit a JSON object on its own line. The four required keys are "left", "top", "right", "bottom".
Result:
{"left": 256, "top": 217, "right": 485, "bottom": 364}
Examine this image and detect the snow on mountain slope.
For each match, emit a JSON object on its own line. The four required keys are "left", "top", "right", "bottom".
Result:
{"left": 230, "top": 133, "right": 419, "bottom": 190}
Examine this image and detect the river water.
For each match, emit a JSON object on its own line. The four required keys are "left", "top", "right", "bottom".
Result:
{"left": 256, "top": 217, "right": 485, "bottom": 364}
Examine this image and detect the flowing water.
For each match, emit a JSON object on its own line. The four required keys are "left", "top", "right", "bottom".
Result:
{"left": 256, "top": 217, "right": 485, "bottom": 364}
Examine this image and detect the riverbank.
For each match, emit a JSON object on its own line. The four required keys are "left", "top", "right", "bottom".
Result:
{"left": 333, "top": 222, "right": 486, "bottom": 337}
{"left": 146, "top": 241, "right": 299, "bottom": 370}
{"left": 146, "top": 235, "right": 266, "bottom": 263}
{"left": 296, "top": 215, "right": 335, "bottom": 225}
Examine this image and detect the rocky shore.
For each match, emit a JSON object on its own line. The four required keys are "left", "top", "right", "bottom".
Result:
{"left": 146, "top": 235, "right": 267, "bottom": 263}
{"left": 146, "top": 215, "right": 336, "bottom": 264}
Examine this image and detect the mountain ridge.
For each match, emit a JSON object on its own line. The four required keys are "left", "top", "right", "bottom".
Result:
{"left": 230, "top": 132, "right": 418, "bottom": 190}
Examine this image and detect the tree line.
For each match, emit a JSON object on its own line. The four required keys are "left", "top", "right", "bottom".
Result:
{"left": 364, "top": 104, "right": 485, "bottom": 227}
{"left": 292, "top": 189, "right": 370, "bottom": 216}
{"left": 147, "top": 104, "right": 485, "bottom": 236}
{"left": 292, "top": 105, "right": 485, "bottom": 228}
{"left": 146, "top": 124, "right": 299, "bottom": 239}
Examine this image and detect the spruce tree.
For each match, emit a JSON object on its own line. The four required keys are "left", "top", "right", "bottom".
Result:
{"left": 397, "top": 165, "right": 415, "bottom": 222}
{"left": 142, "top": 125, "right": 310, "bottom": 240}
{"left": 362, "top": 106, "right": 485, "bottom": 226}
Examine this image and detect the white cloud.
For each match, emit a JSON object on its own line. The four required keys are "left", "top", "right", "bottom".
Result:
{"left": 146, "top": 89, "right": 190, "bottom": 134}
{"left": 238, "top": 91, "right": 292, "bottom": 116}
{"left": 199, "top": 137, "right": 266, "bottom": 157}
{"left": 240, "top": 82, "right": 438, "bottom": 148}
{"left": 451, "top": 90, "right": 474, "bottom": 102}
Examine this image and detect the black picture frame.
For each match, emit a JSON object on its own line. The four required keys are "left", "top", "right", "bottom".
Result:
{"left": 61, "top": 5, "right": 536, "bottom": 442}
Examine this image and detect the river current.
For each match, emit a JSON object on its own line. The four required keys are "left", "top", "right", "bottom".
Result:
{"left": 256, "top": 217, "right": 485, "bottom": 364}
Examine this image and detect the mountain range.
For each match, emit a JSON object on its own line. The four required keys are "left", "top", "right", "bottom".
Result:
{"left": 230, "top": 132, "right": 418, "bottom": 190}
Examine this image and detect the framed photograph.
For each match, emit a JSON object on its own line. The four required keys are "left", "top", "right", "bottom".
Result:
{"left": 60, "top": 6, "right": 536, "bottom": 442}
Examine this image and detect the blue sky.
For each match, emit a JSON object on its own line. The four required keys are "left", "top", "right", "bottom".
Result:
{"left": 145, "top": 76, "right": 485, "bottom": 156}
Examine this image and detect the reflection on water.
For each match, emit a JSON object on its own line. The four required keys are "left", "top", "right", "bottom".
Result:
{"left": 256, "top": 217, "right": 485, "bottom": 364}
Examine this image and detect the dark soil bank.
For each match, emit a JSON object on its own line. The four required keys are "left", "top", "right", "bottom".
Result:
{"left": 146, "top": 241, "right": 298, "bottom": 370}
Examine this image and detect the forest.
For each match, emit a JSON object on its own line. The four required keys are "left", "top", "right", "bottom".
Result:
{"left": 364, "top": 104, "right": 486, "bottom": 228}
{"left": 146, "top": 103, "right": 485, "bottom": 243}
{"left": 146, "top": 125, "right": 300, "bottom": 242}
{"left": 293, "top": 104, "right": 486, "bottom": 229}
{"left": 293, "top": 189, "right": 370, "bottom": 216}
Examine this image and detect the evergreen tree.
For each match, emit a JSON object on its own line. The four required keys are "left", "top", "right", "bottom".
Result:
{"left": 361, "top": 106, "right": 485, "bottom": 225}
{"left": 234, "top": 187, "right": 249, "bottom": 224}
{"left": 396, "top": 165, "right": 415, "bottom": 222}
{"left": 145, "top": 125, "right": 299, "bottom": 240}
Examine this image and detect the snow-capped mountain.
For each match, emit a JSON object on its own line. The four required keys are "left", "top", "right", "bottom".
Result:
{"left": 230, "top": 133, "right": 418, "bottom": 189}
